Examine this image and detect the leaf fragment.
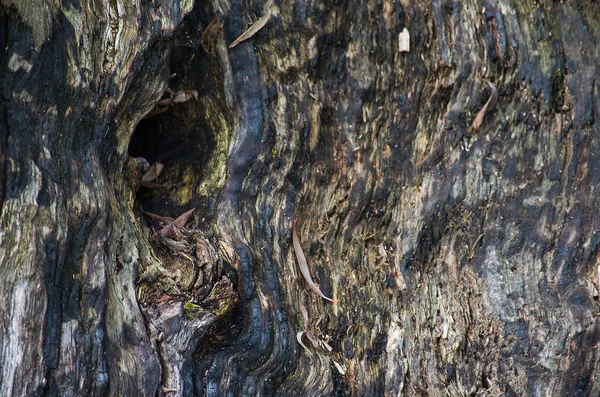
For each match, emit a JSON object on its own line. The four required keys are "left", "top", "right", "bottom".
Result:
{"left": 229, "top": 11, "right": 271, "bottom": 48}
{"left": 472, "top": 79, "right": 498, "bottom": 131}
{"left": 297, "top": 331, "right": 313, "bottom": 356}
{"left": 150, "top": 209, "right": 194, "bottom": 242}
{"left": 292, "top": 219, "right": 339, "bottom": 303}
{"left": 142, "top": 162, "right": 164, "bottom": 182}
{"left": 141, "top": 162, "right": 170, "bottom": 188}
{"left": 173, "top": 208, "right": 194, "bottom": 228}
{"left": 171, "top": 90, "right": 198, "bottom": 103}
{"left": 142, "top": 210, "right": 174, "bottom": 223}
{"left": 299, "top": 300, "right": 320, "bottom": 348}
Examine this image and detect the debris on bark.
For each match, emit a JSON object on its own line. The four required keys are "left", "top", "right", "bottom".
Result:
{"left": 229, "top": 11, "right": 271, "bottom": 48}
{"left": 472, "top": 79, "right": 498, "bottom": 130}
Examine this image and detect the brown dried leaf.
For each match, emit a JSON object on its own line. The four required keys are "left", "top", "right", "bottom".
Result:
{"left": 292, "top": 219, "right": 339, "bottom": 303}
{"left": 153, "top": 222, "right": 175, "bottom": 241}
{"left": 472, "top": 79, "right": 498, "bottom": 131}
{"left": 171, "top": 90, "right": 198, "bottom": 104}
{"left": 141, "top": 163, "right": 170, "bottom": 188}
{"left": 142, "top": 162, "right": 164, "bottom": 182}
{"left": 150, "top": 209, "right": 194, "bottom": 242}
{"left": 173, "top": 208, "right": 195, "bottom": 228}
{"left": 142, "top": 210, "right": 174, "bottom": 223}
{"left": 157, "top": 98, "right": 174, "bottom": 107}
{"left": 143, "top": 105, "right": 170, "bottom": 119}
{"left": 229, "top": 11, "right": 271, "bottom": 49}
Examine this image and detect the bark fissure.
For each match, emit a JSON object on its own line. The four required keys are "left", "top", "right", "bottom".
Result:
{"left": 3, "top": 0, "right": 600, "bottom": 396}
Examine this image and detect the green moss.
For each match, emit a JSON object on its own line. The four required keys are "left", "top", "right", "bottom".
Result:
{"left": 184, "top": 300, "right": 205, "bottom": 318}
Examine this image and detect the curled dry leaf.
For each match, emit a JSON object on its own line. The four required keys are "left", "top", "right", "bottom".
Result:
{"left": 150, "top": 208, "right": 194, "bottom": 242}
{"left": 143, "top": 90, "right": 198, "bottom": 119}
{"left": 297, "top": 331, "right": 313, "bottom": 356}
{"left": 299, "top": 300, "right": 320, "bottom": 348}
{"left": 142, "top": 209, "right": 174, "bottom": 223}
{"left": 173, "top": 208, "right": 194, "bottom": 228}
{"left": 141, "top": 162, "right": 170, "bottom": 188}
{"left": 142, "top": 162, "right": 164, "bottom": 182}
{"left": 292, "top": 219, "right": 339, "bottom": 303}
{"left": 229, "top": 11, "right": 271, "bottom": 48}
{"left": 201, "top": 13, "right": 224, "bottom": 55}
{"left": 472, "top": 79, "right": 498, "bottom": 131}
{"left": 143, "top": 105, "right": 169, "bottom": 119}
{"left": 157, "top": 98, "right": 175, "bottom": 107}
{"left": 171, "top": 90, "right": 198, "bottom": 103}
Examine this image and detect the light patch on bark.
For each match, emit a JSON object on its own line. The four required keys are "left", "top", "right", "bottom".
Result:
{"left": 1, "top": 0, "right": 55, "bottom": 51}
{"left": 385, "top": 319, "right": 405, "bottom": 396}
{"left": 1, "top": 281, "right": 29, "bottom": 396}
{"left": 483, "top": 246, "right": 517, "bottom": 322}
{"left": 8, "top": 53, "right": 32, "bottom": 73}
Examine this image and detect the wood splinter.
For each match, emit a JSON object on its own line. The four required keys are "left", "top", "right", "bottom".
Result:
{"left": 292, "top": 219, "right": 339, "bottom": 303}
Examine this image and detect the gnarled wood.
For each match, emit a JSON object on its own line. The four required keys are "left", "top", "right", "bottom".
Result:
{"left": 1, "top": 0, "right": 600, "bottom": 396}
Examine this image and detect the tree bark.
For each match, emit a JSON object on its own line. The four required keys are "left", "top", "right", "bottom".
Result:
{"left": 1, "top": 0, "right": 600, "bottom": 396}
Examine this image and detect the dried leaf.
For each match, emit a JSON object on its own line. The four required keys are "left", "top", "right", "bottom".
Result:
{"left": 472, "top": 79, "right": 498, "bottom": 131}
{"left": 399, "top": 27, "right": 410, "bottom": 52}
{"left": 141, "top": 163, "right": 170, "bottom": 188}
{"left": 157, "top": 98, "right": 174, "bottom": 107}
{"left": 150, "top": 209, "right": 194, "bottom": 242}
{"left": 155, "top": 222, "right": 175, "bottom": 241}
{"left": 173, "top": 208, "right": 194, "bottom": 228}
{"left": 143, "top": 105, "right": 169, "bottom": 119}
{"left": 142, "top": 210, "right": 174, "bottom": 223}
{"left": 229, "top": 11, "right": 271, "bottom": 48}
{"left": 297, "top": 331, "right": 313, "bottom": 356}
{"left": 299, "top": 301, "right": 320, "bottom": 348}
{"left": 292, "top": 219, "right": 339, "bottom": 303}
{"left": 171, "top": 90, "right": 198, "bottom": 104}
{"left": 201, "top": 13, "right": 224, "bottom": 55}
{"left": 142, "top": 163, "right": 164, "bottom": 182}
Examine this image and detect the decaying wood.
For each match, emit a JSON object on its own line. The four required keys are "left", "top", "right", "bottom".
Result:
{"left": 1, "top": 0, "right": 600, "bottom": 396}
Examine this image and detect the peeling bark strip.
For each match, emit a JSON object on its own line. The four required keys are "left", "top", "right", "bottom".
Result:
{"left": 2, "top": 0, "right": 600, "bottom": 396}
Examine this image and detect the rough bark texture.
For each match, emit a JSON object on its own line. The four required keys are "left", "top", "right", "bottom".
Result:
{"left": 1, "top": 0, "right": 600, "bottom": 396}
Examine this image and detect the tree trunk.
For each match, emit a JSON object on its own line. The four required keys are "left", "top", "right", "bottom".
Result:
{"left": 1, "top": 0, "right": 599, "bottom": 395}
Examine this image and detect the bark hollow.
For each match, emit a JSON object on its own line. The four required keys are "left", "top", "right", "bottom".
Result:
{"left": 1, "top": 0, "right": 600, "bottom": 396}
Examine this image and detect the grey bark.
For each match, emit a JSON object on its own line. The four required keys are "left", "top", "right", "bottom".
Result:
{"left": 1, "top": 0, "right": 600, "bottom": 396}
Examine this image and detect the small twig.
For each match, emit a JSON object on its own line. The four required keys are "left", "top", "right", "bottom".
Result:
{"left": 469, "top": 233, "right": 484, "bottom": 260}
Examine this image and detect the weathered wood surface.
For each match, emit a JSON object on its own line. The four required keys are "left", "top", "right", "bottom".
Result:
{"left": 1, "top": 0, "right": 600, "bottom": 396}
